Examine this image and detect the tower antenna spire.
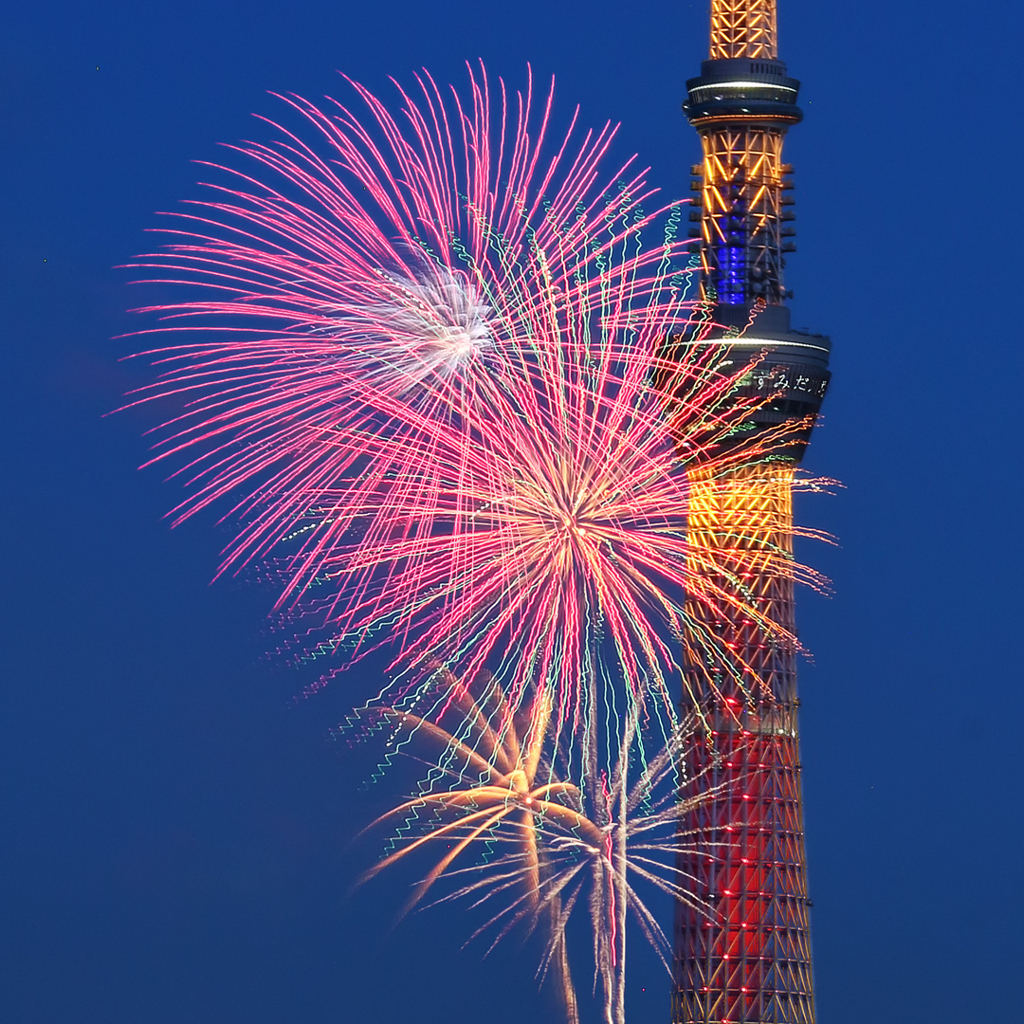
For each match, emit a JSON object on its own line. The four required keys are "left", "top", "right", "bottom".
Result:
{"left": 672, "top": 1, "right": 831, "bottom": 1023}
{"left": 710, "top": 0, "right": 777, "bottom": 59}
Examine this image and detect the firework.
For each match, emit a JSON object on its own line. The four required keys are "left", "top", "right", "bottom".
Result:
{"left": 124, "top": 64, "right": 825, "bottom": 730}
{"left": 353, "top": 668, "right": 730, "bottom": 1024}
{"left": 354, "top": 669, "right": 579, "bottom": 1020}
{"left": 125, "top": 62, "right": 684, "bottom": 594}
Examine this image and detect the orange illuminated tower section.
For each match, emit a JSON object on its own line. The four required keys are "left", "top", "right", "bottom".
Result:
{"left": 673, "top": 2, "right": 831, "bottom": 1023}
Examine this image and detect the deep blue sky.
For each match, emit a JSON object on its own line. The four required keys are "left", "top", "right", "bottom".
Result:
{"left": 3, "top": 1, "right": 1022, "bottom": 1022}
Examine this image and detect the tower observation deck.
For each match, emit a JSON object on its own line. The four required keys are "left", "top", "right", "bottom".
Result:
{"left": 671, "top": 2, "right": 830, "bottom": 1023}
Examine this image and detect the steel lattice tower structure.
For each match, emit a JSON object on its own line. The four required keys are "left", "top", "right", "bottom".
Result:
{"left": 671, "top": 2, "right": 831, "bottom": 1022}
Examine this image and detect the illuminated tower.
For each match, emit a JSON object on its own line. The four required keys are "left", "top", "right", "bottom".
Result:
{"left": 672, "top": 2, "right": 830, "bottom": 1023}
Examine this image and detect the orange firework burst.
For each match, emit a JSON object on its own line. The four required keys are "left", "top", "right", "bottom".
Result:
{"left": 352, "top": 669, "right": 730, "bottom": 1024}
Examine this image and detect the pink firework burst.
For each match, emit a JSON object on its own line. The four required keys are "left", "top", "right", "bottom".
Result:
{"left": 124, "top": 63, "right": 806, "bottom": 727}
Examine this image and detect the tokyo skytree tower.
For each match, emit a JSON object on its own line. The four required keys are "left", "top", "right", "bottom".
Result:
{"left": 671, "top": 2, "right": 831, "bottom": 1022}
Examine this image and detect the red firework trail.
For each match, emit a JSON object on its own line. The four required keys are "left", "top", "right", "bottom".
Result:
{"left": 123, "top": 63, "right": 814, "bottom": 726}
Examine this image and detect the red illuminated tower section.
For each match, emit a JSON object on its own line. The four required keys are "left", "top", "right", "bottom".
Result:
{"left": 672, "top": 2, "right": 830, "bottom": 1023}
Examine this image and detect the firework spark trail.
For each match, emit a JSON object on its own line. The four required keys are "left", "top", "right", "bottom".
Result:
{"left": 355, "top": 671, "right": 729, "bottom": 1024}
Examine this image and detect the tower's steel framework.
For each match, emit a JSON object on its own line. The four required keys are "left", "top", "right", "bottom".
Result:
{"left": 672, "top": 2, "right": 831, "bottom": 1022}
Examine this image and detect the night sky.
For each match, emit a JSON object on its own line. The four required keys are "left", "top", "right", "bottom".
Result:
{"left": 3, "top": 2, "right": 1022, "bottom": 1022}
